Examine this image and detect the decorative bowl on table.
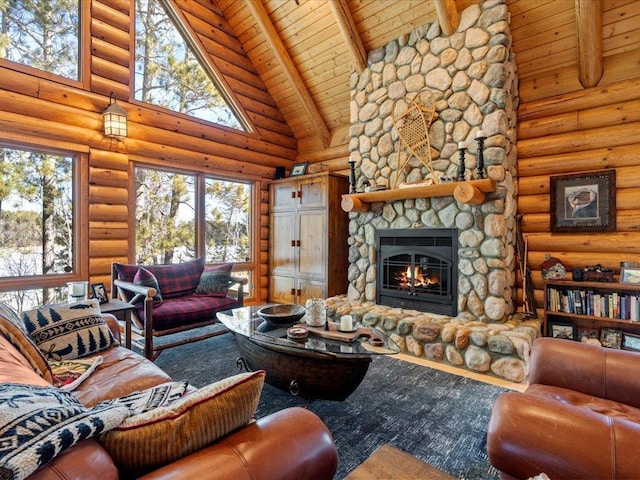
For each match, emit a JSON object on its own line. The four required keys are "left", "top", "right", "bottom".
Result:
{"left": 257, "top": 304, "right": 306, "bottom": 328}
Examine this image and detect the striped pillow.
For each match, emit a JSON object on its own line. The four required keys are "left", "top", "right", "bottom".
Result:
{"left": 0, "top": 303, "right": 53, "bottom": 383}
{"left": 99, "top": 370, "right": 264, "bottom": 470}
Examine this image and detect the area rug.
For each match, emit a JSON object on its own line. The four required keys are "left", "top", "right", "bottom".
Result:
{"left": 154, "top": 328, "right": 507, "bottom": 479}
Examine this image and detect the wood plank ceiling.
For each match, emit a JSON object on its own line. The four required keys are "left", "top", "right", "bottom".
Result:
{"left": 213, "top": 0, "right": 640, "bottom": 165}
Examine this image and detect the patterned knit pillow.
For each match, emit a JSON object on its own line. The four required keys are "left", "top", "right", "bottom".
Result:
{"left": 99, "top": 371, "right": 265, "bottom": 470}
{"left": 106, "top": 381, "right": 189, "bottom": 414}
{"left": 23, "top": 300, "right": 117, "bottom": 361}
{"left": 0, "top": 383, "right": 130, "bottom": 480}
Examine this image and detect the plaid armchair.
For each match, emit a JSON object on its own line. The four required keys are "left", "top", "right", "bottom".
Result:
{"left": 111, "top": 258, "right": 247, "bottom": 361}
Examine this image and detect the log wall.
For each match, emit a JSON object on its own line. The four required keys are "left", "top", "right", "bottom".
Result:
{"left": 516, "top": 77, "right": 640, "bottom": 316}
{"left": 0, "top": 0, "right": 295, "bottom": 302}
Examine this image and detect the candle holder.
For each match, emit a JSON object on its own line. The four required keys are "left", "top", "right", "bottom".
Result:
{"left": 67, "top": 281, "right": 88, "bottom": 303}
{"left": 457, "top": 145, "right": 466, "bottom": 181}
{"left": 348, "top": 159, "right": 357, "bottom": 194}
{"left": 475, "top": 132, "right": 486, "bottom": 179}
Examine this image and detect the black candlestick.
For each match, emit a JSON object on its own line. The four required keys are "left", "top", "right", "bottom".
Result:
{"left": 348, "top": 159, "right": 357, "bottom": 193}
{"left": 457, "top": 146, "right": 466, "bottom": 181}
{"left": 475, "top": 133, "right": 486, "bottom": 179}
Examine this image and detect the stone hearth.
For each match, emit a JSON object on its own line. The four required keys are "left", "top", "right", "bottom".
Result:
{"left": 326, "top": 295, "right": 540, "bottom": 383}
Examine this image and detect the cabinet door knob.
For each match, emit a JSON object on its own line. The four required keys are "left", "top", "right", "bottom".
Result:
{"left": 291, "top": 240, "right": 296, "bottom": 247}
{"left": 297, "top": 289, "right": 302, "bottom": 296}
{"left": 297, "top": 190, "right": 302, "bottom": 198}
{"left": 290, "top": 288, "right": 296, "bottom": 296}
{"left": 291, "top": 191, "right": 296, "bottom": 199}
{"left": 296, "top": 240, "right": 301, "bottom": 247}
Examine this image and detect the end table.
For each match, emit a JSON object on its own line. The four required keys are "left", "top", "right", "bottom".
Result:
{"left": 99, "top": 299, "right": 136, "bottom": 349}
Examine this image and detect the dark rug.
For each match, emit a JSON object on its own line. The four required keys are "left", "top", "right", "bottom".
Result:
{"left": 153, "top": 328, "right": 507, "bottom": 480}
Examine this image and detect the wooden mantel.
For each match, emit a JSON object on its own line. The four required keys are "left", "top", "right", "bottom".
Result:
{"left": 341, "top": 179, "right": 496, "bottom": 212}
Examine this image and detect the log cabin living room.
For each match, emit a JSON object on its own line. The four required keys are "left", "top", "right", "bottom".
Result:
{"left": 1, "top": 0, "right": 640, "bottom": 479}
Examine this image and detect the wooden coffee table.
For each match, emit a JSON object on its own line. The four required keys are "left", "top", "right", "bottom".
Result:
{"left": 345, "top": 444, "right": 456, "bottom": 480}
{"left": 217, "top": 306, "right": 399, "bottom": 401}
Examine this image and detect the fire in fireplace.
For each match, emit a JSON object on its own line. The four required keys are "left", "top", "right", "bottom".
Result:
{"left": 376, "top": 228, "right": 458, "bottom": 315}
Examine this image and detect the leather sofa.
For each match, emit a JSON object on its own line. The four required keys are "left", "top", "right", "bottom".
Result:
{"left": 1, "top": 313, "right": 338, "bottom": 480}
{"left": 487, "top": 337, "right": 640, "bottom": 480}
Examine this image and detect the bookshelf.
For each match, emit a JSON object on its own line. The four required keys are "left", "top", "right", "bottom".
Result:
{"left": 544, "top": 280, "right": 640, "bottom": 348}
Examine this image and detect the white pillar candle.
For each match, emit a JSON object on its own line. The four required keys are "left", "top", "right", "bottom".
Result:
{"left": 340, "top": 314, "right": 353, "bottom": 331}
{"left": 457, "top": 141, "right": 465, "bottom": 149}
{"left": 476, "top": 129, "right": 486, "bottom": 138}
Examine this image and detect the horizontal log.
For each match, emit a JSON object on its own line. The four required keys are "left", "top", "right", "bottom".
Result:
{"left": 90, "top": 149, "right": 128, "bottom": 170}
{"left": 92, "top": 1, "right": 130, "bottom": 32}
{"left": 518, "top": 143, "right": 640, "bottom": 176}
{"left": 91, "top": 37, "right": 129, "bottom": 68}
{"left": 89, "top": 227, "right": 129, "bottom": 241}
{"left": 518, "top": 121, "right": 640, "bottom": 158}
{"left": 525, "top": 232, "right": 640, "bottom": 254}
{"left": 527, "top": 251, "right": 634, "bottom": 274}
{"left": 298, "top": 144, "right": 350, "bottom": 163}
{"left": 89, "top": 239, "right": 129, "bottom": 258}
{"left": 89, "top": 167, "right": 129, "bottom": 188}
{"left": 89, "top": 185, "right": 128, "bottom": 205}
{"left": 518, "top": 77, "right": 640, "bottom": 121}
{"left": 518, "top": 165, "right": 640, "bottom": 196}
{"left": 91, "top": 17, "right": 130, "bottom": 51}
{"left": 90, "top": 74, "right": 130, "bottom": 100}
{"left": 90, "top": 256, "right": 129, "bottom": 276}
{"left": 89, "top": 204, "right": 128, "bottom": 223}
{"left": 91, "top": 55, "right": 130, "bottom": 85}
{"left": 453, "top": 184, "right": 485, "bottom": 205}
{"left": 519, "top": 211, "right": 640, "bottom": 233}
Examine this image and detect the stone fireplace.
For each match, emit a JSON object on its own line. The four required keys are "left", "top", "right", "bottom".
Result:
{"left": 376, "top": 227, "right": 458, "bottom": 315}
{"left": 347, "top": 0, "right": 519, "bottom": 323}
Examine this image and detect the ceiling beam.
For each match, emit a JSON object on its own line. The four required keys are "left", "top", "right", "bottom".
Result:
{"left": 245, "top": 0, "right": 331, "bottom": 148}
{"left": 433, "top": 0, "right": 459, "bottom": 36}
{"left": 328, "top": 0, "right": 367, "bottom": 73}
{"left": 575, "top": 0, "right": 603, "bottom": 88}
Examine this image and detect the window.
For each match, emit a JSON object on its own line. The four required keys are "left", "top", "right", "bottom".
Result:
{"left": 135, "top": 168, "right": 196, "bottom": 265}
{"left": 134, "top": 0, "right": 245, "bottom": 130}
{"left": 0, "top": 145, "right": 78, "bottom": 311}
{"left": 204, "top": 178, "right": 250, "bottom": 264}
{"left": 135, "top": 166, "right": 254, "bottom": 298}
{"left": 0, "top": 0, "right": 80, "bottom": 80}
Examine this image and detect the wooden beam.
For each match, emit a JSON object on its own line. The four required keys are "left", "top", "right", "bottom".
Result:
{"left": 575, "top": 0, "right": 603, "bottom": 88}
{"left": 245, "top": 0, "right": 331, "bottom": 148}
{"left": 433, "top": 0, "right": 459, "bottom": 36}
{"left": 328, "top": 0, "right": 367, "bottom": 73}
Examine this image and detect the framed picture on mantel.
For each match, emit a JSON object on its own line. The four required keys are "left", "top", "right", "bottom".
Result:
{"left": 550, "top": 169, "right": 616, "bottom": 233}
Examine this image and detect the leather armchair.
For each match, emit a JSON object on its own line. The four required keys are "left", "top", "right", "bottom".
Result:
{"left": 487, "top": 337, "right": 640, "bottom": 480}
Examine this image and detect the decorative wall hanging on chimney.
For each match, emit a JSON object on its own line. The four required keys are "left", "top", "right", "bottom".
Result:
{"left": 391, "top": 88, "right": 436, "bottom": 189}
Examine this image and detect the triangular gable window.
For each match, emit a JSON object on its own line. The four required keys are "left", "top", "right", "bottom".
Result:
{"left": 134, "top": 0, "right": 246, "bottom": 131}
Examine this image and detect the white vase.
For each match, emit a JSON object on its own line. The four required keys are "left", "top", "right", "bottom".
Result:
{"left": 305, "top": 298, "right": 326, "bottom": 327}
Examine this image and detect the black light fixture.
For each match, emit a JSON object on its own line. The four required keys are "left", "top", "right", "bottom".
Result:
{"left": 103, "top": 92, "right": 128, "bottom": 138}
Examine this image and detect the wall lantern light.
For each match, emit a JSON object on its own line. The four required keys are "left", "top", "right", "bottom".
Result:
{"left": 103, "top": 92, "right": 128, "bottom": 138}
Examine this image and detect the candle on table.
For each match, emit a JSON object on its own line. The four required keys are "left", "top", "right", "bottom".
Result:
{"left": 340, "top": 314, "right": 353, "bottom": 331}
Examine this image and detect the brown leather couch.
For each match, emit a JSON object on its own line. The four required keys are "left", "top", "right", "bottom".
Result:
{"left": 1, "top": 314, "right": 338, "bottom": 480}
{"left": 487, "top": 337, "right": 640, "bottom": 480}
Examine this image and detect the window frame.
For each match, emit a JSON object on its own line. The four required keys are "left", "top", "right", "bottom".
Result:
{"left": 0, "top": 0, "right": 89, "bottom": 89}
{"left": 0, "top": 140, "right": 89, "bottom": 293}
{"left": 134, "top": 163, "right": 258, "bottom": 301}
{"left": 131, "top": 0, "right": 253, "bottom": 133}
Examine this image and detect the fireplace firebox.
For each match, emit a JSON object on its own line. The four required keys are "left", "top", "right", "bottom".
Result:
{"left": 376, "top": 228, "right": 458, "bottom": 315}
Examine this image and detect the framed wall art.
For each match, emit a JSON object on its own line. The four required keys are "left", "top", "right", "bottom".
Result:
{"left": 622, "top": 332, "right": 640, "bottom": 352}
{"left": 91, "top": 282, "right": 109, "bottom": 304}
{"left": 289, "top": 162, "right": 309, "bottom": 177}
{"left": 547, "top": 321, "right": 576, "bottom": 340}
{"left": 550, "top": 169, "right": 616, "bottom": 233}
{"left": 620, "top": 267, "right": 640, "bottom": 285}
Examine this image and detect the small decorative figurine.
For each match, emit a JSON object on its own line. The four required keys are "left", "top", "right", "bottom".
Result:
{"left": 541, "top": 254, "right": 568, "bottom": 280}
